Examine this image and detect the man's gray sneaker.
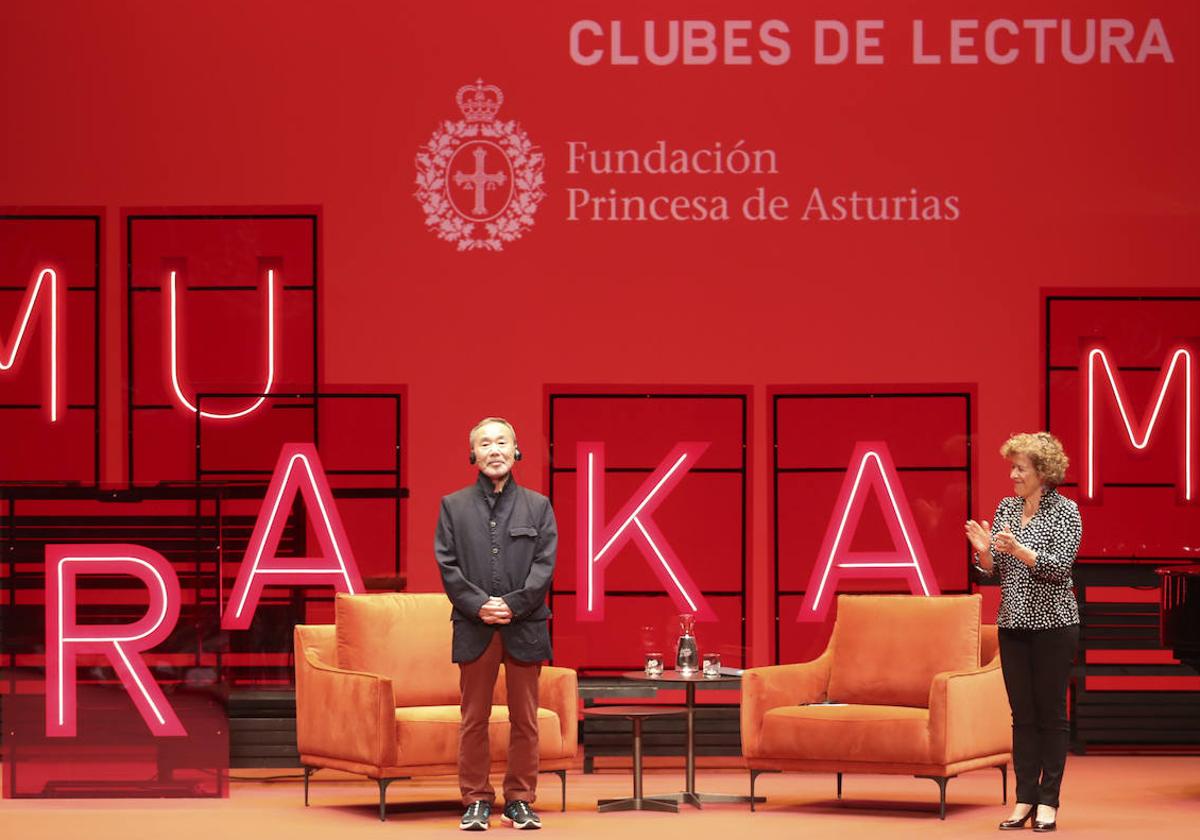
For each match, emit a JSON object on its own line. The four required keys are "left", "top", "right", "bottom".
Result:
{"left": 460, "top": 800, "right": 490, "bottom": 831}
{"left": 501, "top": 800, "right": 541, "bottom": 830}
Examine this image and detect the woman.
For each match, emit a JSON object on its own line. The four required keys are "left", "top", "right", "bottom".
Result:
{"left": 965, "top": 432, "right": 1081, "bottom": 833}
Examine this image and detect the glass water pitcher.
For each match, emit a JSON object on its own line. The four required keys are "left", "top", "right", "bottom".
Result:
{"left": 675, "top": 612, "right": 698, "bottom": 675}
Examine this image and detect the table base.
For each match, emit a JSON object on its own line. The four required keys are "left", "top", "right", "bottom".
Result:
{"left": 597, "top": 796, "right": 679, "bottom": 813}
{"left": 658, "top": 791, "right": 766, "bottom": 809}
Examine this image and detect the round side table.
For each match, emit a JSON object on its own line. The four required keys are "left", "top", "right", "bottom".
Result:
{"left": 620, "top": 670, "right": 761, "bottom": 809}
{"left": 582, "top": 705, "right": 687, "bottom": 813}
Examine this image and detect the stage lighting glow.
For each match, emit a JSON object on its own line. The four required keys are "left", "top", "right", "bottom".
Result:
{"left": 0, "top": 267, "right": 60, "bottom": 422}
{"left": 577, "top": 441, "right": 715, "bottom": 621}
{"left": 1085, "top": 346, "right": 1193, "bottom": 501}
{"left": 221, "top": 443, "right": 364, "bottom": 630}
{"left": 797, "top": 442, "right": 940, "bottom": 623}
{"left": 45, "top": 545, "right": 186, "bottom": 737}
{"left": 168, "top": 267, "right": 276, "bottom": 420}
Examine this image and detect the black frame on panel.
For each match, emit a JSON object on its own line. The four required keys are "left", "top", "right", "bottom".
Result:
{"left": 771, "top": 390, "right": 974, "bottom": 664}
{"left": 0, "top": 213, "right": 102, "bottom": 485}
{"left": 1044, "top": 293, "right": 1200, "bottom": 751}
{"left": 126, "top": 212, "right": 320, "bottom": 484}
{"left": 1044, "top": 293, "right": 1200, "bottom": 499}
{"left": 546, "top": 391, "right": 750, "bottom": 673}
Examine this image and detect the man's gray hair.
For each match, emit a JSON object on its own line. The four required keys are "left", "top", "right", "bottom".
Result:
{"left": 469, "top": 416, "right": 517, "bottom": 448}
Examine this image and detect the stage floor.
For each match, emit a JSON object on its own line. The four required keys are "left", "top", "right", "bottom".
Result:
{"left": 2, "top": 756, "right": 1198, "bottom": 838}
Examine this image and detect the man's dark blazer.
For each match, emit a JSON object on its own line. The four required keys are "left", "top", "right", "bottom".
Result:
{"left": 434, "top": 474, "right": 557, "bottom": 663}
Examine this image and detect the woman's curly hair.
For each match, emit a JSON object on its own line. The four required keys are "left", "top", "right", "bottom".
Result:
{"left": 1001, "top": 431, "right": 1069, "bottom": 487}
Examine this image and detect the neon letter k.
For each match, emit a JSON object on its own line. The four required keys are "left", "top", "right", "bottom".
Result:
{"left": 576, "top": 441, "right": 715, "bottom": 622}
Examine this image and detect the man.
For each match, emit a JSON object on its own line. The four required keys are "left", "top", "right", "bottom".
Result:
{"left": 435, "top": 417, "right": 557, "bottom": 831}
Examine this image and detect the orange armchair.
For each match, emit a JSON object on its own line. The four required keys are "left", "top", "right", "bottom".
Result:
{"left": 741, "top": 594, "right": 1011, "bottom": 818}
{"left": 294, "top": 592, "right": 578, "bottom": 820}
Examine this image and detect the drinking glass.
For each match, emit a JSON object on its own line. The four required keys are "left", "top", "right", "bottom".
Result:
{"left": 644, "top": 652, "right": 664, "bottom": 678}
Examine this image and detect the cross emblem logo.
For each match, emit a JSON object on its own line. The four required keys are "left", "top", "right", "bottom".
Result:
{"left": 414, "top": 81, "right": 545, "bottom": 252}
{"left": 452, "top": 145, "right": 510, "bottom": 219}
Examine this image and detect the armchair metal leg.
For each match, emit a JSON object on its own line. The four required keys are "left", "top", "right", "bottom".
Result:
{"left": 999, "top": 764, "right": 1008, "bottom": 804}
{"left": 303, "top": 766, "right": 315, "bottom": 806}
{"left": 748, "top": 769, "right": 779, "bottom": 811}
{"left": 915, "top": 774, "right": 952, "bottom": 820}
{"left": 551, "top": 769, "right": 567, "bottom": 812}
{"left": 836, "top": 772, "right": 843, "bottom": 800}
{"left": 377, "top": 778, "right": 397, "bottom": 822}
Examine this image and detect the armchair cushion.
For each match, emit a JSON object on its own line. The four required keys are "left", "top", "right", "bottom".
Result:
{"left": 827, "top": 594, "right": 981, "bottom": 708}
{"left": 759, "top": 703, "right": 931, "bottom": 764}
{"left": 393, "top": 705, "right": 565, "bottom": 766}
{"left": 335, "top": 592, "right": 460, "bottom": 707}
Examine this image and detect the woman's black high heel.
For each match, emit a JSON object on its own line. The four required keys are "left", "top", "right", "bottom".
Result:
{"left": 1032, "top": 816, "right": 1057, "bottom": 832}
{"left": 998, "top": 804, "right": 1035, "bottom": 830}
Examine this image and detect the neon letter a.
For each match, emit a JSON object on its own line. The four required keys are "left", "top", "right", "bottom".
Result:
{"left": 222, "top": 443, "right": 364, "bottom": 630}
{"left": 797, "top": 441, "right": 940, "bottom": 623}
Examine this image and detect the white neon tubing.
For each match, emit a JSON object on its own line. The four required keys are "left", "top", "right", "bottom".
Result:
{"left": 593, "top": 452, "right": 690, "bottom": 562}
{"left": 0, "top": 268, "right": 58, "bottom": 422}
{"left": 168, "top": 269, "right": 276, "bottom": 419}
{"left": 233, "top": 453, "right": 357, "bottom": 620}
{"left": 1087, "top": 348, "right": 1192, "bottom": 500}
{"left": 810, "top": 451, "right": 931, "bottom": 613}
{"left": 839, "top": 562, "right": 919, "bottom": 568}
{"left": 114, "top": 645, "right": 166, "bottom": 725}
{"left": 587, "top": 450, "right": 691, "bottom": 613}
{"left": 587, "top": 451, "right": 595, "bottom": 611}
{"left": 633, "top": 516, "right": 699, "bottom": 612}
{"left": 57, "top": 556, "right": 171, "bottom": 727}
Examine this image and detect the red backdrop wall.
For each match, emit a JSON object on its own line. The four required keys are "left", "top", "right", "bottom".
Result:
{"left": 1, "top": 1, "right": 1197, "bottom": 667}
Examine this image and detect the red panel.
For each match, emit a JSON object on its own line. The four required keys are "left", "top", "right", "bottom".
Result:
{"left": 1047, "top": 298, "right": 1200, "bottom": 560}
{"left": 776, "top": 396, "right": 967, "bottom": 469}
{"left": 551, "top": 395, "right": 744, "bottom": 470}
{"left": 1086, "top": 676, "right": 1200, "bottom": 691}
{"left": 305, "top": 601, "right": 336, "bottom": 624}
{"left": 1086, "top": 649, "right": 1180, "bottom": 664}
{"left": 315, "top": 396, "right": 400, "bottom": 473}
{"left": 1048, "top": 299, "right": 1200, "bottom": 367}
{"left": 196, "top": 395, "right": 400, "bottom": 474}
{"left": 774, "top": 390, "right": 971, "bottom": 662}
{"left": 548, "top": 391, "right": 746, "bottom": 665}
{"left": 318, "top": 495, "right": 397, "bottom": 579}
{"left": 199, "top": 405, "right": 315, "bottom": 473}
{"left": 551, "top": 593, "right": 743, "bottom": 671}
{"left": 127, "top": 214, "right": 317, "bottom": 484}
{"left": 2, "top": 692, "right": 227, "bottom": 798}
{"left": 130, "top": 410, "right": 194, "bottom": 480}
{"left": 0, "top": 214, "right": 99, "bottom": 483}
{"left": 1074, "top": 487, "right": 1195, "bottom": 558}
{"left": 977, "top": 585, "right": 1001, "bottom": 625}
{"left": 0, "top": 412, "right": 97, "bottom": 479}
{"left": 1084, "top": 586, "right": 1161, "bottom": 605}
{"left": 0, "top": 217, "right": 97, "bottom": 287}
{"left": 777, "top": 594, "right": 837, "bottom": 665}
{"left": 129, "top": 217, "right": 314, "bottom": 285}
{"left": 553, "top": 470, "right": 742, "bottom": 591}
